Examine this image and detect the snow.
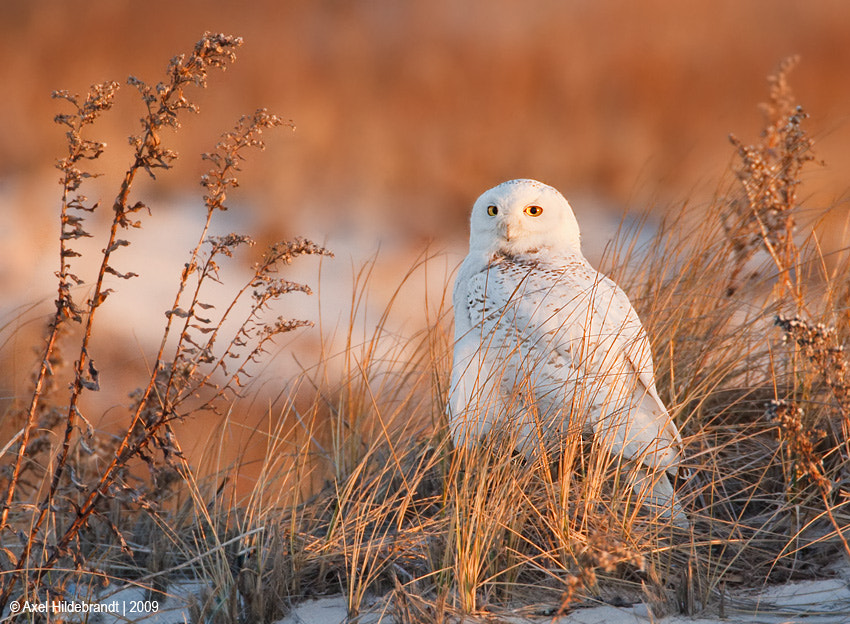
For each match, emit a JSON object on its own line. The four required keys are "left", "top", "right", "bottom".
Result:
{"left": 62, "top": 576, "right": 850, "bottom": 624}
{"left": 268, "top": 581, "right": 850, "bottom": 624}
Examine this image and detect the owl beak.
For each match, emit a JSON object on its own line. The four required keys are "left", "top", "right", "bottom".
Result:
{"left": 499, "top": 221, "right": 514, "bottom": 241}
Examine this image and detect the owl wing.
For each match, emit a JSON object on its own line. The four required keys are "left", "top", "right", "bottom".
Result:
{"left": 452, "top": 255, "right": 681, "bottom": 472}
{"left": 556, "top": 262, "right": 683, "bottom": 472}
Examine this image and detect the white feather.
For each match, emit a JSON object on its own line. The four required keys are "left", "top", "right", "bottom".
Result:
{"left": 449, "top": 179, "right": 687, "bottom": 525}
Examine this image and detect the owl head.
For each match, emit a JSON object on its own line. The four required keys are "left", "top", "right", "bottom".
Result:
{"left": 468, "top": 179, "right": 581, "bottom": 256}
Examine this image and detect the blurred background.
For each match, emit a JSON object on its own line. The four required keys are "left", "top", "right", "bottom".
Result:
{"left": 1, "top": 0, "right": 849, "bottom": 455}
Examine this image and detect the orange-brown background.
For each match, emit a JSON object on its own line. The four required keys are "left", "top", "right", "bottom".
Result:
{"left": 3, "top": 1, "right": 849, "bottom": 229}
{"left": 2, "top": 0, "right": 849, "bottom": 466}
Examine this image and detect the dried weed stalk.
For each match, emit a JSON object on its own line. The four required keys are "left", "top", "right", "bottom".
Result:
{"left": 723, "top": 56, "right": 815, "bottom": 299}
{"left": 766, "top": 391, "right": 850, "bottom": 560}
{"left": 775, "top": 315, "right": 850, "bottom": 421}
{"left": 0, "top": 33, "right": 329, "bottom": 610}
{"left": 0, "top": 81, "right": 119, "bottom": 536}
{"left": 770, "top": 314, "right": 850, "bottom": 560}
{"left": 765, "top": 398, "right": 829, "bottom": 492}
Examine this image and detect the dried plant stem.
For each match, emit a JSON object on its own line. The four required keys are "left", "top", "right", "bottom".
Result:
{"left": 0, "top": 33, "right": 243, "bottom": 608}
{"left": 820, "top": 490, "right": 850, "bottom": 561}
{"left": 772, "top": 315, "right": 850, "bottom": 559}
{"left": 47, "top": 33, "right": 242, "bottom": 506}
{"left": 0, "top": 82, "right": 118, "bottom": 535}
{"left": 724, "top": 56, "right": 813, "bottom": 304}
{"left": 0, "top": 329, "right": 58, "bottom": 532}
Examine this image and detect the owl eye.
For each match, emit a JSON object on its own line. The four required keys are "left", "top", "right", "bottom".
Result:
{"left": 524, "top": 205, "right": 543, "bottom": 217}
{"left": 486, "top": 205, "right": 499, "bottom": 216}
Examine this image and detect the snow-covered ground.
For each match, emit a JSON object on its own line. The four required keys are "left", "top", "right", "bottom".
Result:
{"left": 11, "top": 569, "right": 847, "bottom": 624}
{"left": 273, "top": 574, "right": 850, "bottom": 624}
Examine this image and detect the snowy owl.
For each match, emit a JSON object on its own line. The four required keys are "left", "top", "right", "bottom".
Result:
{"left": 448, "top": 179, "right": 687, "bottom": 525}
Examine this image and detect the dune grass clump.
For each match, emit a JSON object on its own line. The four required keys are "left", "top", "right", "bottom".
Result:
{"left": 245, "top": 56, "right": 849, "bottom": 622}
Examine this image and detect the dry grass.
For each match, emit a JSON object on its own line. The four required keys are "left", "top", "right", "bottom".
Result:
{"left": 1, "top": 36, "right": 849, "bottom": 624}
{"left": 0, "top": 33, "right": 331, "bottom": 615}
{"left": 176, "top": 57, "right": 847, "bottom": 623}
